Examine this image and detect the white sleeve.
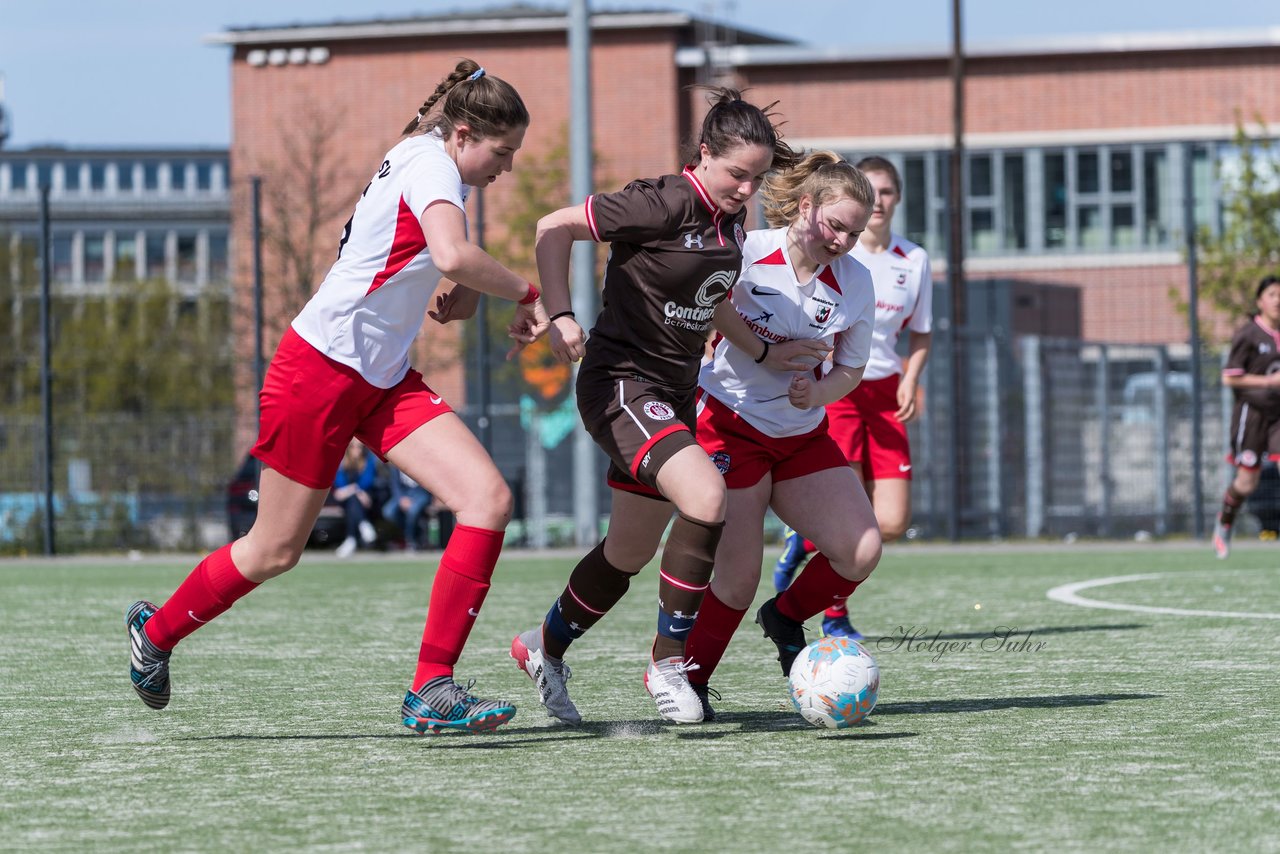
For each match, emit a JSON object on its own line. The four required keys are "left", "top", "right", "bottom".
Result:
{"left": 909, "top": 252, "right": 934, "bottom": 334}
{"left": 401, "top": 148, "right": 466, "bottom": 220}
{"left": 834, "top": 270, "right": 875, "bottom": 369}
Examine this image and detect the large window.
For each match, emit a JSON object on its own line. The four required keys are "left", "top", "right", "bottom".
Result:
{"left": 63, "top": 163, "right": 81, "bottom": 192}
{"left": 8, "top": 161, "right": 29, "bottom": 191}
{"left": 114, "top": 233, "right": 138, "bottom": 282}
{"left": 853, "top": 141, "right": 1224, "bottom": 258}
{"left": 84, "top": 234, "right": 106, "bottom": 283}
{"left": 89, "top": 163, "right": 107, "bottom": 192}
{"left": 145, "top": 231, "right": 168, "bottom": 280}
{"left": 208, "top": 233, "right": 228, "bottom": 282}
{"left": 176, "top": 233, "right": 198, "bottom": 282}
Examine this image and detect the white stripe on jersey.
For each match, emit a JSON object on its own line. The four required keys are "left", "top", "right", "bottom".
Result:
{"left": 851, "top": 234, "right": 933, "bottom": 381}
{"left": 291, "top": 133, "right": 468, "bottom": 389}
{"left": 699, "top": 227, "right": 875, "bottom": 438}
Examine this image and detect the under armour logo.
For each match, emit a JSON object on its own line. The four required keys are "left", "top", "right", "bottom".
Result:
{"left": 683, "top": 232, "right": 704, "bottom": 249}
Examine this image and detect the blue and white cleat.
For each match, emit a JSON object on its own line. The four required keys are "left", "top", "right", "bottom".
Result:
{"left": 401, "top": 676, "right": 516, "bottom": 734}
{"left": 126, "top": 600, "right": 172, "bottom": 710}
{"left": 772, "top": 530, "right": 810, "bottom": 593}
{"left": 821, "top": 613, "right": 864, "bottom": 642}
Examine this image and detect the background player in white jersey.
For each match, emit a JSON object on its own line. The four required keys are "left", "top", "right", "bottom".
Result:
{"left": 125, "top": 59, "right": 549, "bottom": 735}
{"left": 773, "top": 155, "right": 933, "bottom": 640}
{"left": 510, "top": 90, "right": 828, "bottom": 725}
{"left": 682, "top": 151, "right": 881, "bottom": 717}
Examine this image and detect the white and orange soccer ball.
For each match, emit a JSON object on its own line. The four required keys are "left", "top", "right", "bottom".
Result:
{"left": 788, "top": 636, "right": 879, "bottom": 729}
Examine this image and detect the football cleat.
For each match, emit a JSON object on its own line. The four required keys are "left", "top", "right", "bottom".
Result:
{"left": 755, "top": 596, "right": 808, "bottom": 677}
{"left": 644, "top": 656, "right": 704, "bottom": 723}
{"left": 821, "top": 613, "right": 864, "bottom": 641}
{"left": 690, "top": 682, "right": 721, "bottom": 723}
{"left": 772, "top": 531, "right": 810, "bottom": 593}
{"left": 401, "top": 676, "right": 516, "bottom": 734}
{"left": 511, "top": 628, "right": 582, "bottom": 724}
{"left": 126, "top": 600, "right": 172, "bottom": 710}
{"left": 1212, "top": 516, "right": 1232, "bottom": 560}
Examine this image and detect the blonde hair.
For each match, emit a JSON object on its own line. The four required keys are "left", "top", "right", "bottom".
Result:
{"left": 759, "top": 150, "right": 874, "bottom": 228}
{"left": 402, "top": 58, "right": 529, "bottom": 139}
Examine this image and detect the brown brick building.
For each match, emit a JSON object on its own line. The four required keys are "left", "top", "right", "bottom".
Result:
{"left": 209, "top": 8, "right": 1280, "bottom": 446}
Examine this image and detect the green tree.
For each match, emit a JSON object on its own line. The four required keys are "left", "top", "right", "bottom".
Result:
{"left": 1187, "top": 119, "right": 1280, "bottom": 336}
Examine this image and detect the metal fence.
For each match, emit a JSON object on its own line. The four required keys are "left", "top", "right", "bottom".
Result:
{"left": 0, "top": 331, "right": 1237, "bottom": 556}
{"left": 909, "top": 330, "right": 1226, "bottom": 541}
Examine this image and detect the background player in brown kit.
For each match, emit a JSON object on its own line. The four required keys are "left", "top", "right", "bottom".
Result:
{"left": 511, "top": 88, "right": 827, "bottom": 724}
{"left": 1213, "top": 274, "right": 1280, "bottom": 559}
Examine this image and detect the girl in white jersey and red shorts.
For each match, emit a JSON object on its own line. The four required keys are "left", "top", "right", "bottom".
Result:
{"left": 124, "top": 60, "right": 549, "bottom": 735}
{"left": 774, "top": 155, "right": 933, "bottom": 640}
{"left": 681, "top": 152, "right": 883, "bottom": 716}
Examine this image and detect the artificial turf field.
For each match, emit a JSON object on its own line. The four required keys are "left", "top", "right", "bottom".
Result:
{"left": 4, "top": 542, "right": 1278, "bottom": 852}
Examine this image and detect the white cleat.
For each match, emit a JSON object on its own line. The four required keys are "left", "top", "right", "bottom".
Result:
{"left": 1212, "top": 517, "right": 1232, "bottom": 561}
{"left": 510, "top": 628, "right": 582, "bottom": 725}
{"left": 644, "top": 656, "right": 704, "bottom": 724}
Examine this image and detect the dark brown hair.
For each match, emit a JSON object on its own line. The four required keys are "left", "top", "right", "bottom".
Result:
{"left": 683, "top": 87, "right": 797, "bottom": 171}
{"left": 855, "top": 155, "right": 902, "bottom": 194}
{"left": 403, "top": 58, "right": 529, "bottom": 140}
{"left": 760, "top": 151, "right": 874, "bottom": 228}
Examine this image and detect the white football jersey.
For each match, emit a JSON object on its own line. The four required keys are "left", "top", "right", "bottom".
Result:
{"left": 699, "top": 227, "right": 875, "bottom": 438}
{"left": 851, "top": 233, "right": 933, "bottom": 381}
{"left": 292, "top": 132, "right": 468, "bottom": 388}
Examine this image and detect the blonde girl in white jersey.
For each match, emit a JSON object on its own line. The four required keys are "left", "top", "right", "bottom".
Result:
{"left": 683, "top": 151, "right": 883, "bottom": 718}
{"left": 774, "top": 155, "right": 933, "bottom": 641}
{"left": 124, "top": 59, "right": 548, "bottom": 736}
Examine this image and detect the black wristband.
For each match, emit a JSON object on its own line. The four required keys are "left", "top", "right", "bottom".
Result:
{"left": 754, "top": 339, "right": 770, "bottom": 363}
{"left": 550, "top": 310, "right": 576, "bottom": 322}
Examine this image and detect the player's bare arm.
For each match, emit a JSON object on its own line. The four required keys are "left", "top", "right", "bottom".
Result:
{"left": 535, "top": 204, "right": 593, "bottom": 363}
{"left": 711, "top": 301, "right": 831, "bottom": 371}
{"left": 788, "top": 363, "right": 863, "bottom": 410}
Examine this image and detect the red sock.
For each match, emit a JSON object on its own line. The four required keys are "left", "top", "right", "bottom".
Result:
{"left": 413, "top": 524, "right": 505, "bottom": 689}
{"left": 144, "top": 544, "right": 259, "bottom": 650}
{"left": 684, "top": 588, "right": 748, "bottom": 686}
{"left": 776, "top": 553, "right": 861, "bottom": 623}
{"left": 802, "top": 538, "right": 817, "bottom": 553}
{"left": 825, "top": 601, "right": 849, "bottom": 619}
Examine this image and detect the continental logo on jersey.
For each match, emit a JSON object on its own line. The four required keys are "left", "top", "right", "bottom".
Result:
{"left": 643, "top": 401, "right": 676, "bottom": 421}
{"left": 664, "top": 269, "right": 737, "bottom": 331}
{"left": 709, "top": 451, "right": 731, "bottom": 474}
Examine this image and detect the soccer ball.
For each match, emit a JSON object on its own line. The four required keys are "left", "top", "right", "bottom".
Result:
{"left": 788, "top": 636, "right": 879, "bottom": 729}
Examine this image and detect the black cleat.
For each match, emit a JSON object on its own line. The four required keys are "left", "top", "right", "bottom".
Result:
{"left": 690, "top": 683, "right": 721, "bottom": 722}
{"left": 755, "top": 596, "right": 808, "bottom": 677}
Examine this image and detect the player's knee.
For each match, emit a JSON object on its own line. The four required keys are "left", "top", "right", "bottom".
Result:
{"left": 830, "top": 527, "right": 882, "bottom": 582}
{"left": 677, "top": 478, "right": 727, "bottom": 524}
{"left": 241, "top": 538, "right": 303, "bottom": 580}
{"left": 455, "top": 476, "right": 513, "bottom": 529}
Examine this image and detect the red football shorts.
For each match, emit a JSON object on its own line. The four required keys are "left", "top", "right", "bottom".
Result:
{"left": 695, "top": 393, "right": 848, "bottom": 489}
{"left": 251, "top": 327, "right": 452, "bottom": 489}
{"left": 825, "top": 374, "right": 912, "bottom": 482}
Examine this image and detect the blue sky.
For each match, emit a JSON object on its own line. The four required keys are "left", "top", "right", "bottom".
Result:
{"left": 1, "top": 0, "right": 1277, "bottom": 148}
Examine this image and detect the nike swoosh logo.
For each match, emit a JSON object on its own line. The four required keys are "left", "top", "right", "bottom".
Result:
{"left": 188, "top": 610, "right": 208, "bottom": 623}
{"left": 468, "top": 607, "right": 480, "bottom": 617}
{"left": 430, "top": 396, "right": 444, "bottom": 405}
{"left": 898, "top": 464, "right": 912, "bottom": 472}
{"left": 667, "top": 625, "right": 691, "bottom": 634}
{"left": 751, "top": 285, "right": 781, "bottom": 296}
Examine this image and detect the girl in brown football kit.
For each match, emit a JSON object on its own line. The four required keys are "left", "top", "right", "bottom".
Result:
{"left": 510, "top": 88, "right": 830, "bottom": 724}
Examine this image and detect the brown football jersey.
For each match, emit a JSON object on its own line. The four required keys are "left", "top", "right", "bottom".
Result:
{"left": 1224, "top": 317, "right": 1280, "bottom": 416}
{"left": 582, "top": 168, "right": 748, "bottom": 392}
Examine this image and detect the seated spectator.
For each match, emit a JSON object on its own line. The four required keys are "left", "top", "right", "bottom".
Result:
{"left": 332, "top": 438, "right": 378, "bottom": 558}
{"left": 383, "top": 465, "right": 433, "bottom": 552}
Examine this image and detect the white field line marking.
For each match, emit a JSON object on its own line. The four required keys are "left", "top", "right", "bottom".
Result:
{"left": 1046, "top": 572, "right": 1280, "bottom": 620}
